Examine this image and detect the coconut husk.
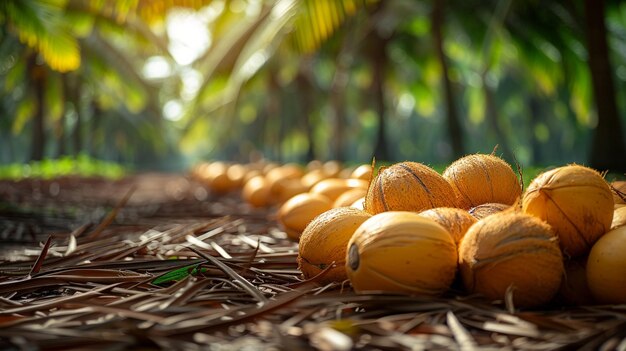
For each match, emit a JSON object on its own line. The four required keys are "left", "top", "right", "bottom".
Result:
{"left": 0, "top": 173, "right": 624, "bottom": 350}
{"left": 443, "top": 154, "right": 521, "bottom": 209}
{"left": 365, "top": 162, "right": 458, "bottom": 214}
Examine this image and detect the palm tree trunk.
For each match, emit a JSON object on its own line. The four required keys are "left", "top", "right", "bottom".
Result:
{"left": 266, "top": 66, "right": 282, "bottom": 161}
{"left": 584, "top": 0, "right": 626, "bottom": 171}
{"left": 482, "top": 74, "right": 514, "bottom": 161}
{"left": 370, "top": 30, "right": 389, "bottom": 161}
{"left": 528, "top": 96, "right": 543, "bottom": 165}
{"left": 330, "top": 55, "right": 350, "bottom": 162}
{"left": 29, "top": 56, "right": 46, "bottom": 161}
{"left": 296, "top": 60, "right": 316, "bottom": 161}
{"left": 65, "top": 76, "right": 82, "bottom": 156}
{"left": 432, "top": 0, "right": 464, "bottom": 160}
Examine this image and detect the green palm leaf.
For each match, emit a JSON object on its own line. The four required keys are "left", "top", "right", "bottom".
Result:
{"left": 1, "top": 0, "right": 80, "bottom": 72}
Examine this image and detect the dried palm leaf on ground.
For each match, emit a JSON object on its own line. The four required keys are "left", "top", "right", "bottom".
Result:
{"left": 1, "top": 174, "right": 625, "bottom": 350}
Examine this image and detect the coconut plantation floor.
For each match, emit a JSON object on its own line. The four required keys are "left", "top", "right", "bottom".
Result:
{"left": 0, "top": 174, "right": 624, "bottom": 350}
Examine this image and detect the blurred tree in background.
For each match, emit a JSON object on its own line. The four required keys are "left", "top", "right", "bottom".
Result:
{"left": 1, "top": 0, "right": 625, "bottom": 172}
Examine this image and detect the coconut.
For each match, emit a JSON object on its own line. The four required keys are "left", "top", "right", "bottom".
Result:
{"left": 522, "top": 165, "right": 614, "bottom": 258}
{"left": 556, "top": 258, "right": 594, "bottom": 306}
{"left": 586, "top": 226, "right": 626, "bottom": 304}
{"left": 277, "top": 193, "right": 333, "bottom": 240}
{"left": 333, "top": 188, "right": 368, "bottom": 208}
{"left": 350, "top": 164, "right": 373, "bottom": 181}
{"left": 459, "top": 212, "right": 563, "bottom": 308}
{"left": 274, "top": 178, "right": 308, "bottom": 204}
{"left": 351, "top": 197, "right": 365, "bottom": 211}
{"left": 346, "top": 211, "right": 457, "bottom": 295}
{"left": 364, "top": 162, "right": 458, "bottom": 214}
{"left": 243, "top": 169, "right": 262, "bottom": 184}
{"left": 469, "top": 203, "right": 510, "bottom": 220}
{"left": 262, "top": 162, "right": 279, "bottom": 175}
{"left": 301, "top": 169, "right": 331, "bottom": 189}
{"left": 419, "top": 207, "right": 477, "bottom": 245}
{"left": 611, "top": 205, "right": 626, "bottom": 230}
{"left": 323, "top": 160, "right": 342, "bottom": 177}
{"left": 298, "top": 207, "right": 372, "bottom": 284}
{"left": 266, "top": 164, "right": 304, "bottom": 193}
{"left": 443, "top": 154, "right": 521, "bottom": 209}
{"left": 242, "top": 175, "right": 272, "bottom": 207}
{"left": 306, "top": 160, "right": 323, "bottom": 171}
{"left": 226, "top": 164, "right": 247, "bottom": 189}
{"left": 204, "top": 162, "right": 237, "bottom": 194}
{"left": 310, "top": 178, "right": 368, "bottom": 202}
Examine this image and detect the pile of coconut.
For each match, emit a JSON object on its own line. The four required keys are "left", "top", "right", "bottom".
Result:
{"left": 191, "top": 155, "right": 626, "bottom": 308}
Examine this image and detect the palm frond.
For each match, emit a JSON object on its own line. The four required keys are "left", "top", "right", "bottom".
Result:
{"left": 290, "top": 0, "right": 370, "bottom": 54}
{"left": 185, "top": 0, "right": 374, "bottom": 152}
{"left": 2, "top": 0, "right": 80, "bottom": 72}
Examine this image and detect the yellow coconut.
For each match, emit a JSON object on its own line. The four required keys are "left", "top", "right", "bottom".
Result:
{"left": 459, "top": 212, "right": 563, "bottom": 308}
{"left": 468, "top": 203, "right": 511, "bottom": 220}
{"left": 333, "top": 188, "right": 368, "bottom": 208}
{"left": 262, "top": 162, "right": 279, "bottom": 175}
{"left": 274, "top": 178, "right": 309, "bottom": 204}
{"left": 298, "top": 207, "right": 372, "bottom": 284}
{"left": 522, "top": 165, "right": 614, "bottom": 258}
{"left": 242, "top": 175, "right": 272, "bottom": 208}
{"left": 350, "top": 197, "right": 365, "bottom": 211}
{"left": 350, "top": 164, "right": 373, "bottom": 181}
{"left": 204, "top": 162, "right": 237, "bottom": 194}
{"left": 346, "top": 211, "right": 457, "bottom": 295}
{"left": 611, "top": 181, "right": 626, "bottom": 204}
{"left": 277, "top": 193, "right": 333, "bottom": 240}
{"left": 266, "top": 164, "right": 305, "bottom": 196}
{"left": 301, "top": 169, "right": 331, "bottom": 189}
{"left": 557, "top": 258, "right": 594, "bottom": 306}
{"left": 419, "top": 207, "right": 477, "bottom": 245}
{"left": 243, "top": 169, "right": 262, "bottom": 184}
{"left": 310, "top": 178, "right": 368, "bottom": 202}
{"left": 611, "top": 205, "right": 626, "bottom": 230}
{"left": 226, "top": 163, "right": 247, "bottom": 189}
{"left": 364, "top": 162, "right": 458, "bottom": 214}
{"left": 586, "top": 226, "right": 626, "bottom": 304}
{"left": 323, "top": 160, "right": 343, "bottom": 177}
{"left": 443, "top": 154, "right": 521, "bottom": 209}
{"left": 306, "top": 160, "right": 323, "bottom": 171}
{"left": 190, "top": 162, "right": 209, "bottom": 181}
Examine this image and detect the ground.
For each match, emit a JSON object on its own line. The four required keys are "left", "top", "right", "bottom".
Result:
{"left": 0, "top": 173, "right": 624, "bottom": 350}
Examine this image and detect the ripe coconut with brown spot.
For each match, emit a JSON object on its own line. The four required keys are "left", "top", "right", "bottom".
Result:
{"left": 586, "top": 226, "right": 626, "bottom": 304}
{"left": 242, "top": 175, "right": 271, "bottom": 208}
{"left": 346, "top": 211, "right": 457, "bottom": 295}
{"left": 522, "top": 165, "right": 614, "bottom": 258}
{"left": 334, "top": 188, "right": 368, "bottom": 208}
{"left": 277, "top": 193, "right": 333, "bottom": 240}
{"left": 298, "top": 207, "right": 371, "bottom": 284}
{"left": 443, "top": 154, "right": 521, "bottom": 209}
{"left": 364, "top": 162, "right": 458, "bottom": 214}
{"left": 469, "top": 203, "right": 511, "bottom": 220}
{"left": 459, "top": 212, "right": 563, "bottom": 308}
{"left": 419, "top": 207, "right": 477, "bottom": 245}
